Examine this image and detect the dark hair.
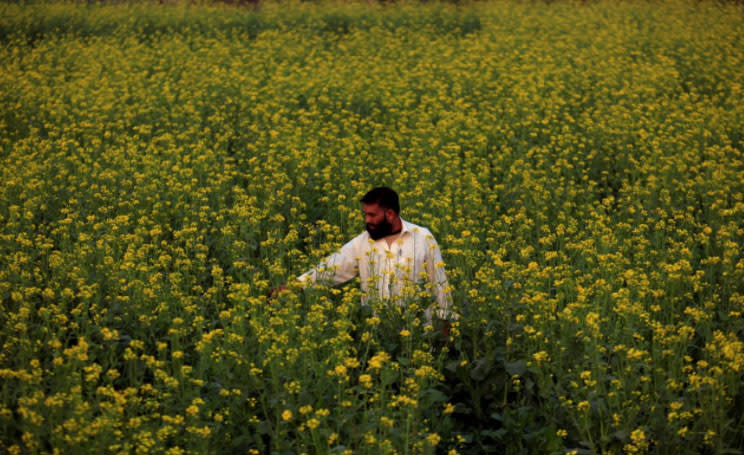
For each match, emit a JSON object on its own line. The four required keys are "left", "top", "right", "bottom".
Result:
{"left": 360, "top": 187, "right": 400, "bottom": 214}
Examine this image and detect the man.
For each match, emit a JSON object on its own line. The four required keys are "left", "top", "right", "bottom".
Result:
{"left": 277, "top": 187, "right": 456, "bottom": 332}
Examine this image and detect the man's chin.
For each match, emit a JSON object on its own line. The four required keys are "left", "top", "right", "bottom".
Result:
{"left": 366, "top": 222, "right": 391, "bottom": 240}
{"left": 367, "top": 228, "right": 387, "bottom": 240}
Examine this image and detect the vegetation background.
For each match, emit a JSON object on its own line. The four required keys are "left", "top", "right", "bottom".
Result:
{"left": 1, "top": 1, "right": 743, "bottom": 454}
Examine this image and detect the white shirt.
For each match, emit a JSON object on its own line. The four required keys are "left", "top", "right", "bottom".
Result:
{"left": 297, "top": 218, "right": 455, "bottom": 321}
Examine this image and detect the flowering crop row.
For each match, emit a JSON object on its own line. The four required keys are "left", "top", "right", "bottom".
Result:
{"left": 1, "top": 1, "right": 743, "bottom": 454}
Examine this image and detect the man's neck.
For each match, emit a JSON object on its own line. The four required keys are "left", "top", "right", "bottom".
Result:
{"left": 383, "top": 217, "right": 403, "bottom": 247}
{"left": 390, "top": 216, "right": 402, "bottom": 234}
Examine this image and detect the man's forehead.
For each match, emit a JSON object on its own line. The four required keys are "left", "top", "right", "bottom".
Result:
{"left": 361, "top": 202, "right": 384, "bottom": 213}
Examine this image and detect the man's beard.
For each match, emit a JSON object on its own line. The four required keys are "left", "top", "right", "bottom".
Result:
{"left": 366, "top": 218, "right": 394, "bottom": 240}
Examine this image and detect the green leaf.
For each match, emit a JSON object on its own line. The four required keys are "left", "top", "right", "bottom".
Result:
{"left": 481, "top": 428, "right": 508, "bottom": 440}
{"left": 504, "top": 360, "right": 526, "bottom": 376}
{"left": 420, "top": 388, "right": 448, "bottom": 405}
{"left": 470, "top": 357, "right": 492, "bottom": 381}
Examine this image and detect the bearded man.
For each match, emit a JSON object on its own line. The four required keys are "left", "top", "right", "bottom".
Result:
{"left": 276, "top": 187, "right": 456, "bottom": 331}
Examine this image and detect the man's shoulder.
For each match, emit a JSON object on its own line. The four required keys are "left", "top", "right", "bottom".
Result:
{"left": 402, "top": 219, "right": 436, "bottom": 239}
{"left": 346, "top": 230, "right": 371, "bottom": 247}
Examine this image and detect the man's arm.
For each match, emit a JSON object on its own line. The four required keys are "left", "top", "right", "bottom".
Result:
{"left": 296, "top": 237, "right": 360, "bottom": 287}
{"left": 270, "top": 237, "right": 360, "bottom": 300}
{"left": 424, "top": 233, "right": 457, "bottom": 322}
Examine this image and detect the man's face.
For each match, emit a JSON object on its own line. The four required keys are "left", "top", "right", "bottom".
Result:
{"left": 362, "top": 203, "right": 394, "bottom": 240}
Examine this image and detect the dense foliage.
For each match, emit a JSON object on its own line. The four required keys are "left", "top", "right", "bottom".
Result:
{"left": 1, "top": 1, "right": 743, "bottom": 454}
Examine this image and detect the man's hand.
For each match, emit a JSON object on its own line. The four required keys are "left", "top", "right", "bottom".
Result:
{"left": 268, "top": 282, "right": 304, "bottom": 302}
{"left": 268, "top": 284, "right": 289, "bottom": 302}
{"left": 439, "top": 319, "right": 451, "bottom": 341}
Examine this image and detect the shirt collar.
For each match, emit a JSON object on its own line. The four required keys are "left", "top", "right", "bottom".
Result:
{"left": 399, "top": 218, "right": 413, "bottom": 236}
{"left": 365, "top": 217, "right": 412, "bottom": 242}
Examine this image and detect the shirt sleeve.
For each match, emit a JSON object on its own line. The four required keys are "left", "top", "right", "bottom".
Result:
{"left": 424, "top": 234, "right": 457, "bottom": 321}
{"left": 296, "top": 237, "right": 359, "bottom": 287}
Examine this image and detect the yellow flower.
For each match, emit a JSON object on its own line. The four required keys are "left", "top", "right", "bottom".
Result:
{"left": 359, "top": 374, "right": 373, "bottom": 389}
{"left": 532, "top": 351, "right": 550, "bottom": 364}
{"left": 367, "top": 351, "right": 390, "bottom": 371}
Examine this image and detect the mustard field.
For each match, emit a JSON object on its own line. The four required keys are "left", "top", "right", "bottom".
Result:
{"left": 1, "top": 1, "right": 743, "bottom": 454}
